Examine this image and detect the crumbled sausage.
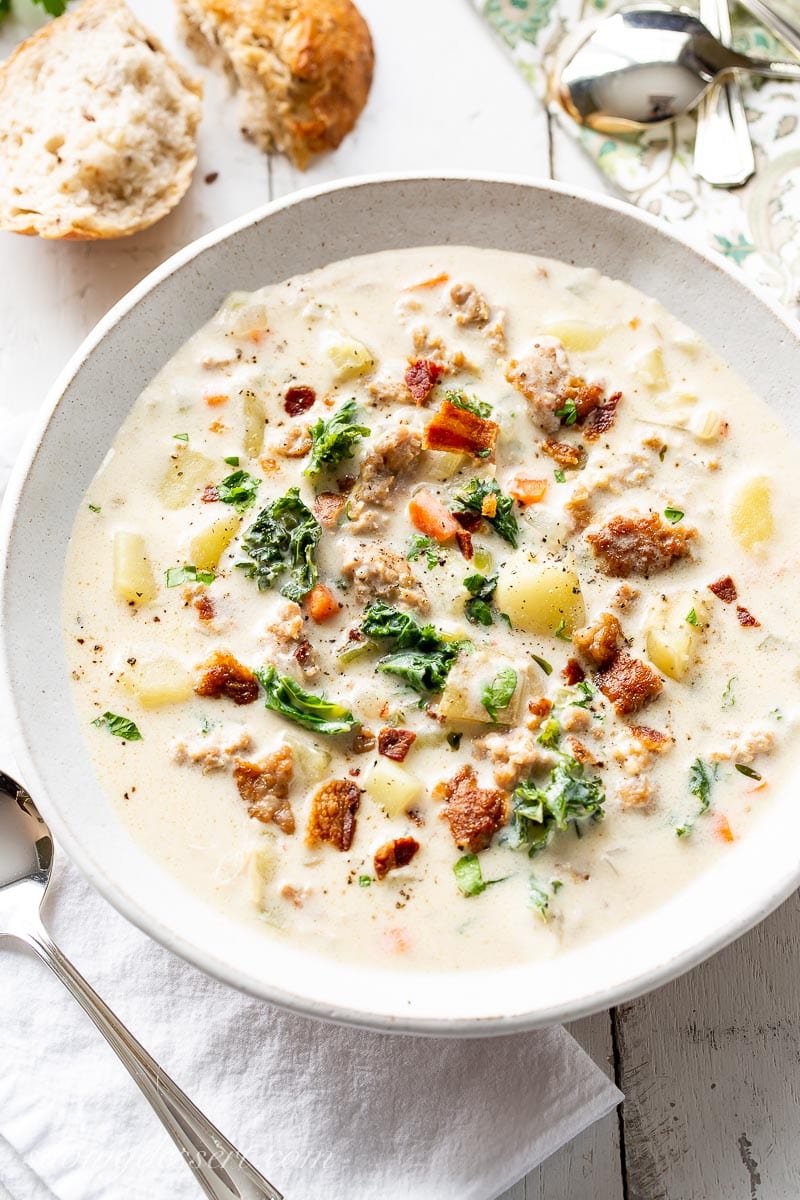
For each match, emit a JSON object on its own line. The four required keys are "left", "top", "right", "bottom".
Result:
{"left": 172, "top": 723, "right": 253, "bottom": 773}
{"left": 709, "top": 575, "right": 737, "bottom": 603}
{"left": 505, "top": 340, "right": 569, "bottom": 433}
{"left": 438, "top": 764, "right": 508, "bottom": 851}
{"left": 541, "top": 439, "right": 585, "bottom": 468}
{"left": 352, "top": 424, "right": 422, "bottom": 507}
{"left": 596, "top": 652, "right": 663, "bottom": 715}
{"left": 526, "top": 696, "right": 553, "bottom": 729}
{"left": 609, "top": 583, "right": 640, "bottom": 611}
{"left": 708, "top": 725, "right": 775, "bottom": 764}
{"left": 629, "top": 725, "right": 672, "bottom": 752}
{"left": 194, "top": 650, "right": 259, "bottom": 705}
{"left": 564, "top": 485, "right": 594, "bottom": 531}
{"left": 234, "top": 747, "right": 295, "bottom": 834}
{"left": 313, "top": 491, "right": 347, "bottom": 528}
{"left": 341, "top": 544, "right": 429, "bottom": 611}
{"left": 450, "top": 281, "right": 490, "bottom": 326}
{"left": 567, "top": 737, "right": 600, "bottom": 766}
{"left": 306, "top": 778, "right": 361, "bottom": 850}
{"left": 293, "top": 638, "right": 319, "bottom": 680}
{"left": 411, "top": 326, "right": 479, "bottom": 373}
{"left": 378, "top": 727, "right": 417, "bottom": 762}
{"left": 405, "top": 358, "right": 447, "bottom": 404}
{"left": 560, "top": 705, "right": 593, "bottom": 733}
{"left": 586, "top": 512, "right": 696, "bottom": 576}
{"left": 267, "top": 600, "right": 304, "bottom": 643}
{"left": 373, "top": 836, "right": 420, "bottom": 879}
{"left": 573, "top": 612, "right": 624, "bottom": 668}
{"left": 273, "top": 425, "right": 313, "bottom": 458}
{"left": 618, "top": 777, "right": 653, "bottom": 808}
{"left": 736, "top": 605, "right": 760, "bottom": 628}
{"left": 475, "top": 729, "right": 556, "bottom": 790}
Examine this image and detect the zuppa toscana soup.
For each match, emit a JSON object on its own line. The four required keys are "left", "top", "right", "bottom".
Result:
{"left": 63, "top": 246, "right": 800, "bottom": 971}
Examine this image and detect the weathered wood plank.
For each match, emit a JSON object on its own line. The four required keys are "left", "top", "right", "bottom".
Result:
{"left": 616, "top": 891, "right": 800, "bottom": 1200}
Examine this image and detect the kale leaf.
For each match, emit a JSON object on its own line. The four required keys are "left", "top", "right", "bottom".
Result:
{"left": 255, "top": 666, "right": 357, "bottom": 735}
{"left": 408, "top": 534, "right": 444, "bottom": 571}
{"left": 165, "top": 565, "right": 215, "bottom": 587}
{"left": 463, "top": 571, "right": 498, "bottom": 627}
{"left": 239, "top": 488, "right": 321, "bottom": 601}
{"left": 361, "top": 600, "right": 463, "bottom": 695}
{"left": 453, "top": 477, "right": 519, "bottom": 548}
{"left": 216, "top": 469, "right": 260, "bottom": 512}
{"left": 481, "top": 667, "right": 518, "bottom": 722}
{"left": 507, "top": 755, "right": 605, "bottom": 855}
{"left": 304, "top": 399, "right": 370, "bottom": 477}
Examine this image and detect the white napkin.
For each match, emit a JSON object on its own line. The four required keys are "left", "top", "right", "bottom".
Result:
{"left": 0, "top": 844, "right": 621, "bottom": 1200}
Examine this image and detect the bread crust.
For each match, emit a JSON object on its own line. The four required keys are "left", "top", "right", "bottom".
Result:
{"left": 0, "top": 0, "right": 202, "bottom": 240}
{"left": 177, "top": 0, "right": 373, "bottom": 167}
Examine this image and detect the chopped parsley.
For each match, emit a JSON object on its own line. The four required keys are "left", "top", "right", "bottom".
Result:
{"left": 239, "top": 488, "right": 321, "bottom": 601}
{"left": 255, "top": 666, "right": 357, "bottom": 735}
{"left": 173, "top": 433, "right": 189, "bottom": 442}
{"left": 555, "top": 398, "right": 578, "bottom": 426}
{"left": 358, "top": 875, "right": 372, "bottom": 887}
{"left": 305, "top": 399, "right": 370, "bottom": 477}
{"left": 224, "top": 455, "right": 240, "bottom": 467}
{"left": 453, "top": 478, "right": 519, "bottom": 548}
{"left": 664, "top": 506, "right": 684, "bottom": 524}
{"left": 87, "top": 504, "right": 101, "bottom": 513}
{"left": 407, "top": 534, "right": 444, "bottom": 571}
{"left": 360, "top": 601, "right": 463, "bottom": 695}
{"left": 532, "top": 654, "right": 553, "bottom": 676}
{"left": 446, "top": 389, "right": 493, "bottom": 419}
{"left": 508, "top": 754, "right": 605, "bottom": 855}
{"left": 659, "top": 444, "right": 668, "bottom": 462}
{"left": 722, "top": 677, "right": 736, "bottom": 709}
{"left": 735, "top": 763, "right": 762, "bottom": 780}
{"left": 571, "top": 680, "right": 596, "bottom": 709}
{"left": 675, "top": 757, "right": 714, "bottom": 837}
{"left": 453, "top": 853, "right": 506, "bottom": 897}
{"left": 481, "top": 667, "right": 518, "bottom": 722}
{"left": 165, "top": 565, "right": 216, "bottom": 587}
{"left": 554, "top": 617, "right": 571, "bottom": 641}
{"left": 463, "top": 572, "right": 498, "bottom": 626}
{"left": 91, "top": 712, "right": 142, "bottom": 741}
{"left": 554, "top": 469, "right": 567, "bottom": 484}
{"left": 686, "top": 608, "right": 698, "bottom": 626}
{"left": 216, "top": 469, "right": 260, "bottom": 512}
{"left": 528, "top": 874, "right": 562, "bottom": 920}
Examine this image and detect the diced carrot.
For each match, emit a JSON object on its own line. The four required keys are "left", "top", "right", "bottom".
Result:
{"left": 208, "top": 420, "right": 226, "bottom": 434}
{"left": 305, "top": 582, "right": 341, "bottom": 624}
{"left": 714, "top": 814, "right": 735, "bottom": 842}
{"left": 408, "top": 490, "right": 460, "bottom": 543}
{"left": 747, "top": 779, "right": 768, "bottom": 794}
{"left": 205, "top": 394, "right": 229, "bottom": 407}
{"left": 508, "top": 473, "right": 548, "bottom": 504}
{"left": 402, "top": 271, "right": 449, "bottom": 292}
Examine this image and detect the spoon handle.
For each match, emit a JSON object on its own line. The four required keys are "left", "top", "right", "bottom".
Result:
{"left": 19, "top": 919, "right": 284, "bottom": 1200}
{"left": 728, "top": 55, "right": 800, "bottom": 81}
{"left": 694, "top": 0, "right": 755, "bottom": 188}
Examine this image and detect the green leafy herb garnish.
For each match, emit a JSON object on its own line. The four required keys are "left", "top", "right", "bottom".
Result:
{"left": 722, "top": 677, "right": 736, "bottom": 709}
{"left": 453, "top": 478, "right": 519, "bottom": 548}
{"left": 537, "top": 717, "right": 561, "bottom": 749}
{"left": 360, "top": 601, "right": 463, "bottom": 695}
{"left": 239, "top": 488, "right": 321, "bottom": 601}
{"left": 446, "top": 389, "right": 493, "bottom": 419}
{"left": 571, "top": 680, "right": 596, "bottom": 709}
{"left": 447, "top": 731, "right": 463, "bottom": 751}
{"left": 91, "top": 712, "right": 142, "bottom": 741}
{"left": 216, "top": 469, "right": 260, "bottom": 512}
{"left": 224, "top": 455, "right": 240, "bottom": 467}
{"left": 463, "top": 572, "right": 498, "bottom": 627}
{"left": 358, "top": 875, "right": 372, "bottom": 887}
{"left": 659, "top": 444, "right": 668, "bottom": 462}
{"left": 88, "top": 504, "right": 101, "bottom": 514}
{"left": 481, "top": 668, "right": 518, "bottom": 722}
{"left": 555, "top": 398, "right": 578, "bottom": 426}
{"left": 165, "top": 565, "right": 216, "bottom": 587}
{"left": 453, "top": 853, "right": 506, "bottom": 897}
{"left": 255, "top": 665, "right": 357, "bottom": 735}
{"left": 305, "top": 399, "right": 370, "bottom": 477}
{"left": 664, "top": 507, "right": 684, "bottom": 524}
{"left": 686, "top": 608, "right": 698, "bottom": 626}
{"left": 173, "top": 433, "right": 189, "bottom": 442}
{"left": 554, "top": 469, "right": 567, "bottom": 484}
{"left": 532, "top": 654, "right": 553, "bottom": 676}
{"left": 554, "top": 617, "right": 571, "bottom": 641}
{"left": 735, "top": 763, "right": 762, "bottom": 780}
{"left": 675, "top": 757, "right": 714, "bottom": 837}
{"left": 508, "top": 755, "right": 605, "bottom": 855}
{"left": 408, "top": 534, "right": 443, "bottom": 571}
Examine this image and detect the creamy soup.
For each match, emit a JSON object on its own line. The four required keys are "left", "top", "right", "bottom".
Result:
{"left": 62, "top": 247, "right": 800, "bottom": 972}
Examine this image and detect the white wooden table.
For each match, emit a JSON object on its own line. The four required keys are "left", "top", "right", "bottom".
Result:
{"left": 2, "top": 1, "right": 799, "bottom": 1196}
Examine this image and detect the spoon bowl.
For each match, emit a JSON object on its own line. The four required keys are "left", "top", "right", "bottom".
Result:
{"left": 0, "top": 771, "right": 51, "bottom": 935}
{"left": 550, "top": 4, "right": 800, "bottom": 132}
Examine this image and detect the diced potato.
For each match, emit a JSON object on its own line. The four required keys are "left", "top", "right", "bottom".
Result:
{"left": 423, "top": 449, "right": 467, "bottom": 481}
{"left": 634, "top": 347, "right": 668, "bottom": 391}
{"left": 283, "top": 736, "right": 331, "bottom": 784}
{"left": 242, "top": 391, "right": 266, "bottom": 457}
{"left": 439, "top": 650, "right": 526, "bottom": 725}
{"left": 690, "top": 407, "right": 725, "bottom": 441}
{"left": 248, "top": 832, "right": 279, "bottom": 908}
{"left": 158, "top": 447, "right": 215, "bottom": 510}
{"left": 730, "top": 476, "right": 775, "bottom": 551}
{"left": 644, "top": 592, "right": 707, "bottom": 682}
{"left": 324, "top": 333, "right": 375, "bottom": 381}
{"left": 364, "top": 758, "right": 423, "bottom": 818}
{"left": 113, "top": 532, "right": 157, "bottom": 605}
{"left": 189, "top": 514, "right": 241, "bottom": 572}
{"left": 495, "top": 555, "right": 586, "bottom": 638}
{"left": 118, "top": 656, "right": 194, "bottom": 707}
{"left": 543, "top": 320, "right": 607, "bottom": 351}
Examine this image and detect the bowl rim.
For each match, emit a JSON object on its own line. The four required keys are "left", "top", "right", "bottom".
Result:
{"left": 4, "top": 170, "right": 800, "bottom": 1035}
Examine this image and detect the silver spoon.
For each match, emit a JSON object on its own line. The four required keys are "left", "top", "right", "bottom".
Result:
{"left": 550, "top": 3, "right": 800, "bottom": 133}
{"left": 0, "top": 769, "right": 284, "bottom": 1200}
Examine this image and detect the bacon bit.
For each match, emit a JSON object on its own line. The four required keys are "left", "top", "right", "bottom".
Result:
{"left": 508, "top": 474, "right": 548, "bottom": 505}
{"left": 736, "top": 605, "right": 761, "bottom": 628}
{"left": 194, "top": 650, "right": 259, "bottom": 705}
{"left": 568, "top": 379, "right": 607, "bottom": 423}
{"left": 596, "top": 652, "right": 663, "bottom": 716}
{"left": 528, "top": 696, "right": 553, "bottom": 721}
{"left": 193, "top": 592, "right": 215, "bottom": 623}
{"left": 541, "top": 439, "right": 585, "bottom": 468}
{"left": 480, "top": 492, "right": 498, "bottom": 518}
{"left": 294, "top": 638, "right": 314, "bottom": 668}
{"left": 453, "top": 510, "right": 483, "bottom": 533}
{"left": 567, "top": 737, "right": 599, "bottom": 766}
{"left": 408, "top": 489, "right": 460, "bottom": 543}
{"left": 208, "top": 420, "right": 226, "bottom": 434}
{"left": 440, "top": 764, "right": 508, "bottom": 853}
{"left": 205, "top": 393, "right": 229, "bottom": 407}
{"left": 456, "top": 530, "right": 473, "bottom": 560}
{"left": 583, "top": 392, "right": 622, "bottom": 441}
{"left": 305, "top": 582, "right": 341, "bottom": 623}
{"left": 284, "top": 385, "right": 316, "bottom": 416}
{"left": 403, "top": 271, "right": 449, "bottom": 291}
{"left": 313, "top": 491, "right": 347, "bottom": 529}
{"left": 423, "top": 398, "right": 499, "bottom": 460}
{"left": 378, "top": 727, "right": 417, "bottom": 762}
{"left": 713, "top": 814, "right": 735, "bottom": 843}
{"left": 709, "top": 576, "right": 738, "bottom": 604}
{"left": 404, "top": 358, "right": 447, "bottom": 404}
{"left": 306, "top": 778, "right": 361, "bottom": 851}
{"left": 374, "top": 837, "right": 420, "bottom": 879}
{"left": 629, "top": 725, "right": 672, "bottom": 752}
{"left": 562, "top": 658, "right": 586, "bottom": 686}
{"left": 383, "top": 927, "right": 411, "bottom": 954}
{"left": 234, "top": 748, "right": 295, "bottom": 834}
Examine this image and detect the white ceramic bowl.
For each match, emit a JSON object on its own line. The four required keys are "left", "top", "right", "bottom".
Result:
{"left": 3, "top": 175, "right": 800, "bottom": 1034}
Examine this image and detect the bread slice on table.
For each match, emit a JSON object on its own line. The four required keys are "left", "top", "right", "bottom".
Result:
{"left": 0, "top": 0, "right": 203, "bottom": 240}
{"left": 176, "top": 0, "right": 373, "bottom": 169}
